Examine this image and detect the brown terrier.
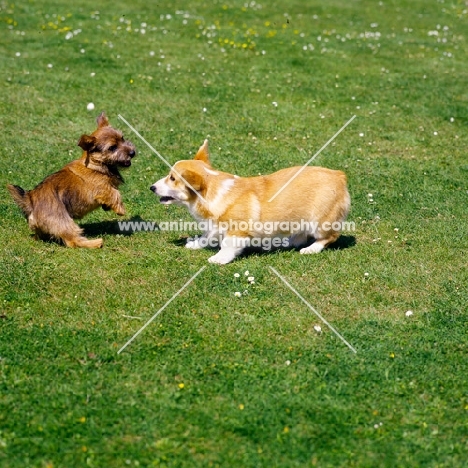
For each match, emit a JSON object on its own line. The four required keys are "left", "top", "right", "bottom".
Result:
{"left": 7, "top": 112, "right": 136, "bottom": 248}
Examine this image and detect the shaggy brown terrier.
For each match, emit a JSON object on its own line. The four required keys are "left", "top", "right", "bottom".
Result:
{"left": 7, "top": 112, "right": 136, "bottom": 248}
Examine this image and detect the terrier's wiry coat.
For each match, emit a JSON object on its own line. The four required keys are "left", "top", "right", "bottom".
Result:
{"left": 7, "top": 112, "right": 136, "bottom": 248}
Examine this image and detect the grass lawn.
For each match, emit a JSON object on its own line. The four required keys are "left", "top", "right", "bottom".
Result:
{"left": 1, "top": 0, "right": 468, "bottom": 466}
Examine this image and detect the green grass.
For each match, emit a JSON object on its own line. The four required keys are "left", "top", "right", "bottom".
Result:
{"left": 1, "top": 0, "right": 468, "bottom": 466}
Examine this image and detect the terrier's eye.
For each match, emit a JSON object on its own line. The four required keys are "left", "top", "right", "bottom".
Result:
{"left": 169, "top": 175, "right": 175, "bottom": 182}
{"left": 108, "top": 145, "right": 117, "bottom": 152}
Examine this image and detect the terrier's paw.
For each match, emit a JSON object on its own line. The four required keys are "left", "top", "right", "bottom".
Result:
{"left": 92, "top": 238, "right": 104, "bottom": 249}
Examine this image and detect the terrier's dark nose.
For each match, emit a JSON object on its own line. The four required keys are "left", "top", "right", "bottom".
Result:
{"left": 129, "top": 150, "right": 136, "bottom": 158}
{"left": 150, "top": 185, "right": 156, "bottom": 193}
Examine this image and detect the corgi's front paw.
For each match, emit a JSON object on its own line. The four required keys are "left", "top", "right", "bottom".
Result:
{"left": 300, "top": 242, "right": 325, "bottom": 254}
{"left": 186, "top": 238, "right": 203, "bottom": 250}
{"left": 208, "top": 251, "right": 236, "bottom": 265}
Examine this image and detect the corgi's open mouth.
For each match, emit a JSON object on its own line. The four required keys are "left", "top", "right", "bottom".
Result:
{"left": 160, "top": 196, "right": 175, "bottom": 204}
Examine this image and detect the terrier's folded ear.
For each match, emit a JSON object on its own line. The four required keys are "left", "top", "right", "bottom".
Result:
{"left": 78, "top": 134, "right": 97, "bottom": 152}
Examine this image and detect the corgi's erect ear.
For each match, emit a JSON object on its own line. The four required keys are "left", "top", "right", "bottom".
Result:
{"left": 194, "top": 139, "right": 211, "bottom": 165}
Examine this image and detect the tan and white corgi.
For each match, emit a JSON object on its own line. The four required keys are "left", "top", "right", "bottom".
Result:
{"left": 150, "top": 140, "right": 350, "bottom": 264}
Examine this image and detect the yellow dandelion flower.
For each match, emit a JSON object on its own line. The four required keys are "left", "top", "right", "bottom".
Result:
{"left": 178, "top": 383, "right": 185, "bottom": 389}
{"left": 239, "top": 404, "right": 244, "bottom": 410}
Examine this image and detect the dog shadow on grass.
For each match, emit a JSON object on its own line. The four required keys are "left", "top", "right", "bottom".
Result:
{"left": 81, "top": 215, "right": 151, "bottom": 237}
{"left": 324, "top": 234, "right": 356, "bottom": 251}
{"left": 242, "top": 234, "right": 357, "bottom": 259}
{"left": 170, "top": 234, "right": 357, "bottom": 259}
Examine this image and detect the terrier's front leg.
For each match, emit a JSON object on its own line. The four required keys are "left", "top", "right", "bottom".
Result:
{"left": 98, "top": 189, "right": 125, "bottom": 216}
{"left": 113, "top": 202, "right": 126, "bottom": 216}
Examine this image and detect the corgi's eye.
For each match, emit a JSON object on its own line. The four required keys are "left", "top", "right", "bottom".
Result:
{"left": 169, "top": 175, "right": 175, "bottom": 182}
{"left": 108, "top": 145, "right": 117, "bottom": 152}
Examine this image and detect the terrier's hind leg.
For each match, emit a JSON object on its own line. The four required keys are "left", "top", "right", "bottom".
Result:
{"left": 41, "top": 212, "right": 103, "bottom": 248}
{"left": 63, "top": 235, "right": 103, "bottom": 249}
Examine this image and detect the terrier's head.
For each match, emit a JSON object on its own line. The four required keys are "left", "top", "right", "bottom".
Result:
{"left": 78, "top": 112, "right": 136, "bottom": 169}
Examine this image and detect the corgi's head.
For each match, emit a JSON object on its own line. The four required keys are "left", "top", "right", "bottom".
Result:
{"left": 150, "top": 140, "right": 211, "bottom": 206}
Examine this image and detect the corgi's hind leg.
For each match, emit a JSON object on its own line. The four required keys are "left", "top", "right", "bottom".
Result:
{"left": 300, "top": 231, "right": 340, "bottom": 254}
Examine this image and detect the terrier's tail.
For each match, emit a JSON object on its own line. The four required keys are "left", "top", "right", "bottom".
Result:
{"left": 7, "top": 184, "right": 32, "bottom": 217}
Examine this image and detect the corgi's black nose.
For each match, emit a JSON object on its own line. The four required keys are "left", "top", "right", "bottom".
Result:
{"left": 150, "top": 185, "right": 156, "bottom": 193}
